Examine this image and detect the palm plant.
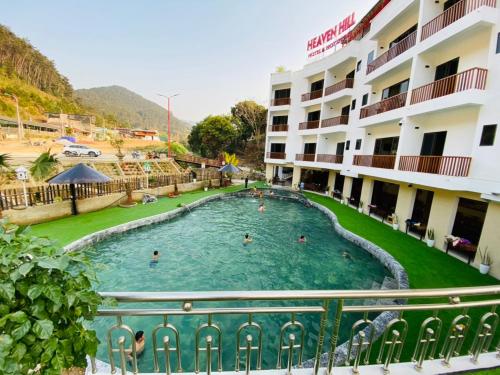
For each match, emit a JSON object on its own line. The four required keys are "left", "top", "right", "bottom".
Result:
{"left": 223, "top": 152, "right": 239, "bottom": 167}
{"left": 0, "top": 153, "right": 11, "bottom": 170}
{"left": 30, "top": 149, "right": 60, "bottom": 181}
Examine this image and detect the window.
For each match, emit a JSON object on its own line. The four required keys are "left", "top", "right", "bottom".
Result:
{"left": 355, "top": 139, "right": 362, "bottom": 150}
{"left": 272, "top": 115, "right": 288, "bottom": 125}
{"left": 303, "top": 143, "right": 316, "bottom": 154}
{"left": 362, "top": 93, "right": 368, "bottom": 106}
{"left": 480, "top": 124, "right": 497, "bottom": 146}
{"left": 381, "top": 79, "right": 409, "bottom": 100}
{"left": 270, "top": 143, "right": 285, "bottom": 152}
{"left": 307, "top": 110, "right": 321, "bottom": 121}
{"left": 497, "top": 33, "right": 500, "bottom": 54}
{"left": 274, "top": 88, "right": 290, "bottom": 99}
{"left": 351, "top": 99, "right": 356, "bottom": 110}
{"left": 356, "top": 60, "right": 362, "bottom": 72}
{"left": 374, "top": 136, "right": 399, "bottom": 155}
{"left": 367, "top": 50, "right": 374, "bottom": 64}
{"left": 310, "top": 79, "right": 324, "bottom": 92}
{"left": 345, "top": 140, "right": 350, "bottom": 150}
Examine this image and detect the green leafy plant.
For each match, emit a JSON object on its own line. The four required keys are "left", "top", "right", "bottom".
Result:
{"left": 30, "top": 149, "right": 60, "bottom": 182}
{"left": 478, "top": 246, "right": 492, "bottom": 266}
{"left": 0, "top": 220, "right": 103, "bottom": 374}
{"left": 109, "top": 136, "right": 125, "bottom": 159}
{"left": 427, "top": 228, "right": 435, "bottom": 240}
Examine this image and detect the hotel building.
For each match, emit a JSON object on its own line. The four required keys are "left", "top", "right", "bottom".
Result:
{"left": 264, "top": 0, "right": 500, "bottom": 276}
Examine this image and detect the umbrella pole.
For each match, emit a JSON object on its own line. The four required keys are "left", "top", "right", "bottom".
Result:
{"left": 70, "top": 183, "right": 78, "bottom": 215}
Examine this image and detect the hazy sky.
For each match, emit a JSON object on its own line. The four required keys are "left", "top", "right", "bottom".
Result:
{"left": 1, "top": 0, "right": 375, "bottom": 122}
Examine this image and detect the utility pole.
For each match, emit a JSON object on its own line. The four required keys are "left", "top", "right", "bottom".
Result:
{"left": 158, "top": 93, "right": 179, "bottom": 158}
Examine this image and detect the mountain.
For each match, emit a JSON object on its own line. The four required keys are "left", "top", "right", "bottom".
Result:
{"left": 75, "top": 86, "right": 192, "bottom": 140}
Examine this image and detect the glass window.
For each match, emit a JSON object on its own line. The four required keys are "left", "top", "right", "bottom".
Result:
{"left": 362, "top": 93, "right": 368, "bottom": 106}
{"left": 274, "top": 88, "right": 290, "bottom": 99}
{"left": 497, "top": 33, "right": 500, "bottom": 54}
{"left": 345, "top": 140, "right": 350, "bottom": 150}
{"left": 355, "top": 139, "right": 362, "bottom": 150}
{"left": 272, "top": 116, "right": 288, "bottom": 125}
{"left": 351, "top": 99, "right": 356, "bottom": 110}
{"left": 367, "top": 51, "right": 374, "bottom": 64}
{"left": 356, "top": 60, "right": 362, "bottom": 72}
{"left": 480, "top": 124, "right": 496, "bottom": 146}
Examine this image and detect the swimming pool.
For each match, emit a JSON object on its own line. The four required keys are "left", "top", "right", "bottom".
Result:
{"left": 87, "top": 193, "right": 392, "bottom": 372}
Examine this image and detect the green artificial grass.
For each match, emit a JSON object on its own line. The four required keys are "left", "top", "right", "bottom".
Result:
{"left": 31, "top": 182, "right": 265, "bottom": 246}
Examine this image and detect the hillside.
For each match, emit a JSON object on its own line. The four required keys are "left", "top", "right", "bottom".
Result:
{"left": 75, "top": 86, "right": 191, "bottom": 140}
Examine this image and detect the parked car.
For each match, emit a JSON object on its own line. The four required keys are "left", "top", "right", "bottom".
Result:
{"left": 63, "top": 144, "right": 102, "bottom": 157}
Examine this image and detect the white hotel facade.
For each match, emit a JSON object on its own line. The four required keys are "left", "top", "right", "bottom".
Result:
{"left": 264, "top": 0, "right": 500, "bottom": 276}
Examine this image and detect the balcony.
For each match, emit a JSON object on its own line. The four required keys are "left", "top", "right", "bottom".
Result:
{"left": 268, "top": 124, "right": 289, "bottom": 132}
{"left": 421, "top": 0, "right": 497, "bottom": 41}
{"left": 410, "top": 67, "right": 488, "bottom": 105}
{"left": 398, "top": 155, "right": 472, "bottom": 177}
{"left": 270, "top": 98, "right": 291, "bottom": 106}
{"left": 266, "top": 152, "right": 286, "bottom": 160}
{"left": 295, "top": 153, "right": 316, "bottom": 162}
{"left": 301, "top": 89, "right": 323, "bottom": 102}
{"left": 299, "top": 120, "right": 320, "bottom": 130}
{"left": 367, "top": 31, "right": 417, "bottom": 74}
{"left": 353, "top": 155, "right": 396, "bottom": 169}
{"left": 359, "top": 92, "right": 407, "bottom": 119}
{"left": 321, "top": 115, "right": 349, "bottom": 128}
{"left": 324, "top": 78, "right": 354, "bottom": 96}
{"left": 316, "top": 154, "right": 344, "bottom": 164}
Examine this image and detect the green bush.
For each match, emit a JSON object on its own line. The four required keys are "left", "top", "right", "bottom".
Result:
{"left": 0, "top": 220, "right": 103, "bottom": 374}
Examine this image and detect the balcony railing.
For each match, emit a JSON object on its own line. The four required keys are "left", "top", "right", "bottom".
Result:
{"left": 359, "top": 92, "right": 407, "bottom": 119}
{"left": 299, "top": 120, "right": 320, "bottom": 130}
{"left": 410, "top": 67, "right": 488, "bottom": 105}
{"left": 271, "top": 97, "right": 291, "bottom": 106}
{"left": 324, "top": 78, "right": 354, "bottom": 96}
{"left": 353, "top": 154, "right": 396, "bottom": 169}
{"left": 398, "top": 155, "right": 472, "bottom": 177}
{"left": 295, "top": 153, "right": 316, "bottom": 162}
{"left": 316, "top": 154, "right": 344, "bottom": 164}
{"left": 321, "top": 115, "right": 349, "bottom": 128}
{"left": 421, "top": 0, "right": 497, "bottom": 41}
{"left": 93, "top": 285, "right": 500, "bottom": 375}
{"left": 367, "top": 31, "right": 417, "bottom": 74}
{"left": 266, "top": 152, "right": 286, "bottom": 160}
{"left": 268, "top": 124, "right": 289, "bottom": 132}
{"left": 301, "top": 89, "right": 323, "bottom": 102}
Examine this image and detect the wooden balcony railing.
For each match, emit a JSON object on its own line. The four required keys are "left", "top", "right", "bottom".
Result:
{"left": 295, "top": 153, "right": 316, "bottom": 162}
{"left": 301, "top": 89, "right": 323, "bottom": 102}
{"left": 316, "top": 154, "right": 344, "bottom": 164}
{"left": 410, "top": 67, "right": 488, "bottom": 105}
{"left": 366, "top": 31, "right": 417, "bottom": 74}
{"left": 321, "top": 115, "right": 349, "bottom": 128}
{"left": 324, "top": 78, "right": 354, "bottom": 96}
{"left": 421, "top": 0, "right": 497, "bottom": 41}
{"left": 266, "top": 152, "right": 286, "bottom": 160}
{"left": 353, "top": 155, "right": 396, "bottom": 169}
{"left": 270, "top": 97, "right": 291, "bottom": 106}
{"left": 298, "top": 120, "right": 320, "bottom": 130}
{"left": 359, "top": 92, "right": 407, "bottom": 119}
{"left": 268, "top": 124, "right": 289, "bottom": 132}
{"left": 398, "top": 155, "right": 472, "bottom": 177}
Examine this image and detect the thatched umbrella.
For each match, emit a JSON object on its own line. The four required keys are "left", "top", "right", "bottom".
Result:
{"left": 47, "top": 163, "right": 111, "bottom": 215}
{"left": 218, "top": 164, "right": 241, "bottom": 185}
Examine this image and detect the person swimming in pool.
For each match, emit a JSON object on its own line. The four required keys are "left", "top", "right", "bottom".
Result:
{"left": 298, "top": 235, "right": 306, "bottom": 243}
{"left": 258, "top": 203, "right": 265, "bottom": 212}
{"left": 149, "top": 250, "right": 160, "bottom": 268}
{"left": 342, "top": 251, "right": 353, "bottom": 260}
{"left": 243, "top": 233, "right": 253, "bottom": 244}
{"left": 126, "top": 330, "right": 146, "bottom": 361}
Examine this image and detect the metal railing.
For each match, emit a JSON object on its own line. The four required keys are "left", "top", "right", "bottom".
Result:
{"left": 299, "top": 120, "right": 320, "bottom": 130}
{"left": 301, "top": 89, "right": 323, "bottom": 102}
{"left": 316, "top": 154, "right": 344, "bottom": 164}
{"left": 295, "top": 153, "right": 316, "bottom": 162}
{"left": 321, "top": 116, "right": 349, "bottom": 128}
{"left": 410, "top": 67, "right": 488, "bottom": 105}
{"left": 271, "top": 98, "right": 291, "bottom": 106}
{"left": 172, "top": 153, "right": 222, "bottom": 168}
{"left": 421, "top": 0, "right": 497, "bottom": 41}
{"left": 353, "top": 155, "right": 397, "bottom": 169}
{"left": 266, "top": 152, "right": 286, "bottom": 160}
{"left": 398, "top": 155, "right": 472, "bottom": 177}
{"left": 91, "top": 285, "right": 500, "bottom": 375}
{"left": 359, "top": 92, "right": 407, "bottom": 119}
{"left": 268, "top": 124, "right": 289, "bottom": 132}
{"left": 367, "top": 31, "right": 417, "bottom": 74}
{"left": 324, "top": 78, "right": 354, "bottom": 96}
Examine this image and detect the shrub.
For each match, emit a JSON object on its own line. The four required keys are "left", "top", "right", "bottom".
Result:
{"left": 0, "top": 220, "right": 103, "bottom": 374}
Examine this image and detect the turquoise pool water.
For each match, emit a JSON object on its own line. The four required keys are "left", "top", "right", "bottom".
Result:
{"left": 88, "top": 194, "right": 390, "bottom": 372}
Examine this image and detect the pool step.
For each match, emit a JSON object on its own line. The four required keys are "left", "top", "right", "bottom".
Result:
{"left": 364, "top": 277, "right": 398, "bottom": 306}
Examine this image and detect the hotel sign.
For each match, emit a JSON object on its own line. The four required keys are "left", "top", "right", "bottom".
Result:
{"left": 307, "top": 12, "right": 356, "bottom": 59}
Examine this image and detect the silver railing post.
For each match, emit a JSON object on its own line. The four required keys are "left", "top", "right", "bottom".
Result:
{"left": 471, "top": 323, "right": 491, "bottom": 364}
{"left": 313, "top": 299, "right": 330, "bottom": 375}
{"left": 415, "top": 328, "right": 434, "bottom": 371}
{"left": 245, "top": 335, "right": 253, "bottom": 375}
{"left": 352, "top": 331, "right": 365, "bottom": 374}
{"left": 383, "top": 330, "right": 400, "bottom": 374}
{"left": 327, "top": 299, "right": 344, "bottom": 374}
{"left": 118, "top": 336, "right": 127, "bottom": 375}
{"left": 164, "top": 336, "right": 171, "bottom": 375}
{"left": 442, "top": 324, "right": 464, "bottom": 366}
{"left": 287, "top": 333, "right": 295, "bottom": 375}
{"left": 206, "top": 335, "right": 213, "bottom": 375}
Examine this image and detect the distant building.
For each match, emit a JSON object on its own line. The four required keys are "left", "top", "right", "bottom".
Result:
{"left": 46, "top": 113, "right": 95, "bottom": 135}
{"left": 116, "top": 128, "right": 160, "bottom": 141}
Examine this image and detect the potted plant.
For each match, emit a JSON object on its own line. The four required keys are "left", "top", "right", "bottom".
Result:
{"left": 0, "top": 220, "right": 104, "bottom": 374}
{"left": 391, "top": 214, "right": 399, "bottom": 230}
{"left": 109, "top": 136, "right": 125, "bottom": 162}
{"left": 426, "top": 228, "right": 435, "bottom": 247}
{"left": 358, "top": 201, "right": 364, "bottom": 214}
{"left": 119, "top": 180, "right": 137, "bottom": 207}
{"left": 478, "top": 247, "right": 492, "bottom": 274}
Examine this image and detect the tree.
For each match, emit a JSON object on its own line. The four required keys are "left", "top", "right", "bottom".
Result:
{"left": 231, "top": 101, "right": 267, "bottom": 144}
{"left": 188, "top": 116, "right": 237, "bottom": 158}
{"left": 275, "top": 66, "right": 287, "bottom": 73}
{"left": 30, "top": 150, "right": 60, "bottom": 182}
